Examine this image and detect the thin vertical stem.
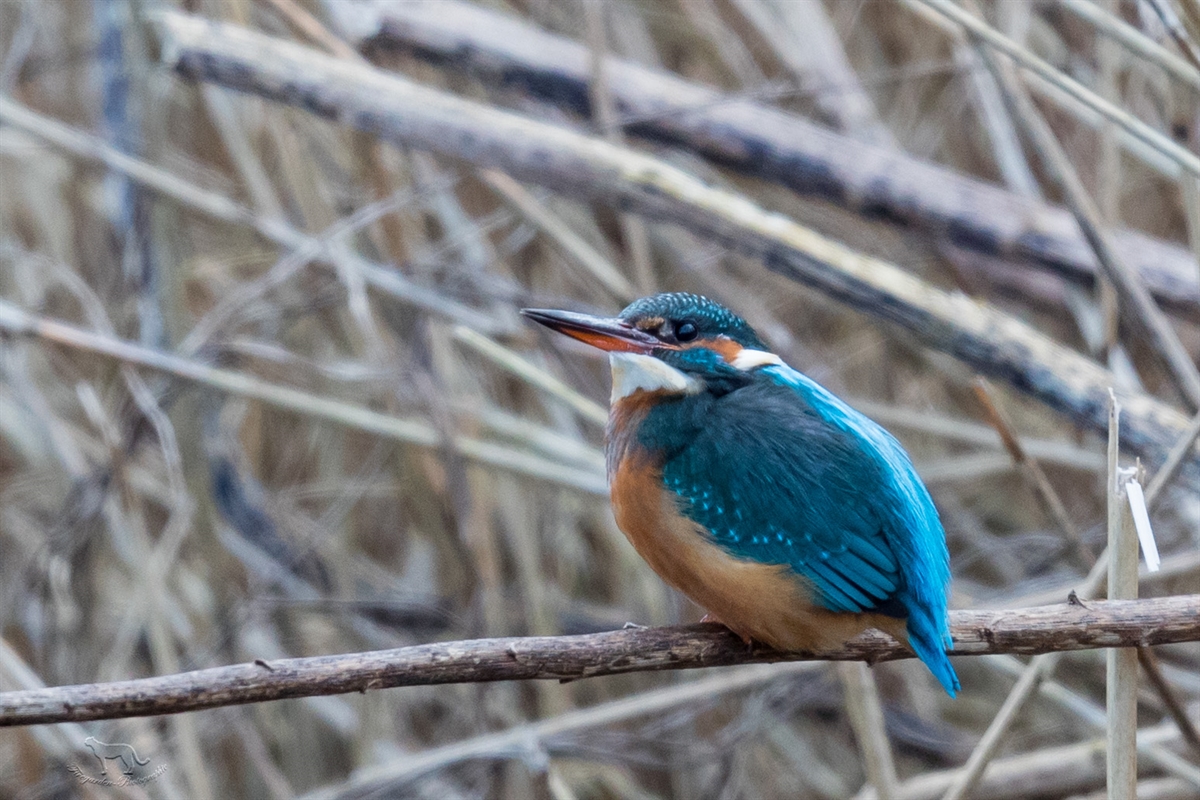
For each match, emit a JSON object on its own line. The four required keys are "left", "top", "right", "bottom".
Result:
{"left": 1183, "top": 177, "right": 1200, "bottom": 274}
{"left": 1106, "top": 391, "right": 1138, "bottom": 799}
{"left": 839, "top": 661, "right": 898, "bottom": 800}
{"left": 1096, "top": 0, "right": 1121, "bottom": 357}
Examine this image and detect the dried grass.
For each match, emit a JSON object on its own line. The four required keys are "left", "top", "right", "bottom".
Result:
{"left": 1, "top": 0, "right": 1197, "bottom": 798}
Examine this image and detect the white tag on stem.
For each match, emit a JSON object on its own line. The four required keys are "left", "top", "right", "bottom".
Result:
{"left": 1125, "top": 480, "right": 1160, "bottom": 572}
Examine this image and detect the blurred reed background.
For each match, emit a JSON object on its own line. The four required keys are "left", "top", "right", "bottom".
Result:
{"left": 1, "top": 0, "right": 1198, "bottom": 797}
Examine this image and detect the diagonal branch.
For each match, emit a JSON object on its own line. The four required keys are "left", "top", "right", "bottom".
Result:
{"left": 150, "top": 11, "right": 1200, "bottom": 485}
{"left": 322, "top": 0, "right": 1200, "bottom": 320}
{"left": 2, "top": 596, "right": 1198, "bottom": 726}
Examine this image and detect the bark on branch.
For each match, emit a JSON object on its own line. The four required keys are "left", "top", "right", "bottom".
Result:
{"left": 152, "top": 11, "right": 1200, "bottom": 485}
{"left": 2, "top": 596, "right": 1198, "bottom": 726}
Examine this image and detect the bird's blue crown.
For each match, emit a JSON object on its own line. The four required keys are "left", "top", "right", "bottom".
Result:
{"left": 619, "top": 293, "right": 767, "bottom": 351}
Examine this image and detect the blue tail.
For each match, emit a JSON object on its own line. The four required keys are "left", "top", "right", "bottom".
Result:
{"left": 908, "top": 614, "right": 959, "bottom": 697}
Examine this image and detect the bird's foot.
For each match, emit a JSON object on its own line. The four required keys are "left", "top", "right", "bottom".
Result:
{"left": 622, "top": 621, "right": 648, "bottom": 630}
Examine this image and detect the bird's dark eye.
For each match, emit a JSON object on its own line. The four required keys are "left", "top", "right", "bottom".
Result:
{"left": 674, "top": 320, "right": 698, "bottom": 342}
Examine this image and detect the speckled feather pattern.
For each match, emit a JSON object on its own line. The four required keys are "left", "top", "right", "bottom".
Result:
{"left": 620, "top": 293, "right": 767, "bottom": 349}
{"left": 762, "top": 363, "right": 956, "bottom": 694}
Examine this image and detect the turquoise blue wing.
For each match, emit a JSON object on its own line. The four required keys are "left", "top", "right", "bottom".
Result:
{"left": 759, "top": 364, "right": 952, "bottom": 628}
{"left": 658, "top": 386, "right": 904, "bottom": 616}
{"left": 650, "top": 362, "right": 958, "bottom": 694}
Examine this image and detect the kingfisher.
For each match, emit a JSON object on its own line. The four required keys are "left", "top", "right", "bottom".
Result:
{"left": 523, "top": 293, "right": 959, "bottom": 695}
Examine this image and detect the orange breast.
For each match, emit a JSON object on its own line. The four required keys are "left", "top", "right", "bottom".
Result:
{"left": 610, "top": 447, "right": 907, "bottom": 651}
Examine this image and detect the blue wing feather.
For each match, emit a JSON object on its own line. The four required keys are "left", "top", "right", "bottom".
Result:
{"left": 764, "top": 364, "right": 958, "bottom": 695}
{"left": 649, "top": 363, "right": 959, "bottom": 695}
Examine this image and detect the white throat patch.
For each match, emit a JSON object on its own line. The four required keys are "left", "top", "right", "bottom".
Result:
{"left": 731, "top": 348, "right": 783, "bottom": 371}
{"left": 609, "top": 352, "right": 702, "bottom": 402}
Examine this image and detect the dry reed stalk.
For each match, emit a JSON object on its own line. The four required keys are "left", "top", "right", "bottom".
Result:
{"left": 0, "top": 300, "right": 608, "bottom": 494}
{"left": 978, "top": 44, "right": 1200, "bottom": 410}
{"left": 858, "top": 722, "right": 1192, "bottom": 800}
{"left": 3, "top": 1, "right": 1198, "bottom": 796}
{"left": 1057, "top": 0, "right": 1200, "bottom": 90}
{"left": 1105, "top": 395, "right": 1138, "bottom": 798}
{"left": 326, "top": 0, "right": 1200, "bottom": 319}
{"left": 151, "top": 11, "right": 1200, "bottom": 484}
{"left": 972, "top": 377, "right": 1094, "bottom": 568}
{"left": 938, "top": 652, "right": 1061, "bottom": 800}
{"left": 1143, "top": 0, "right": 1200, "bottom": 70}
{"left": 584, "top": 0, "right": 654, "bottom": 296}
{"left": 728, "top": 0, "right": 896, "bottom": 146}
{"left": 912, "top": 0, "right": 1200, "bottom": 177}
{"left": 0, "top": 97, "right": 504, "bottom": 333}
{"left": 915, "top": 378, "right": 1200, "bottom": 798}
{"left": 299, "top": 661, "right": 825, "bottom": 799}
{"left": 477, "top": 169, "right": 636, "bottom": 300}
{"left": 839, "top": 660, "right": 899, "bottom": 800}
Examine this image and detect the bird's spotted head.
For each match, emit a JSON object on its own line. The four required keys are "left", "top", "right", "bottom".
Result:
{"left": 615, "top": 292, "right": 767, "bottom": 351}
{"left": 522, "top": 293, "right": 780, "bottom": 402}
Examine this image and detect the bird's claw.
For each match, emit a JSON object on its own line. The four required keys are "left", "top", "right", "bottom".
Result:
{"left": 623, "top": 621, "right": 648, "bottom": 630}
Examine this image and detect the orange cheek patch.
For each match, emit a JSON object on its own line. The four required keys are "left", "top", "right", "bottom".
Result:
{"left": 685, "top": 336, "right": 743, "bottom": 364}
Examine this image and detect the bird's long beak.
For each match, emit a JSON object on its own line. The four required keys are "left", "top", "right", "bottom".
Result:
{"left": 521, "top": 308, "right": 660, "bottom": 354}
